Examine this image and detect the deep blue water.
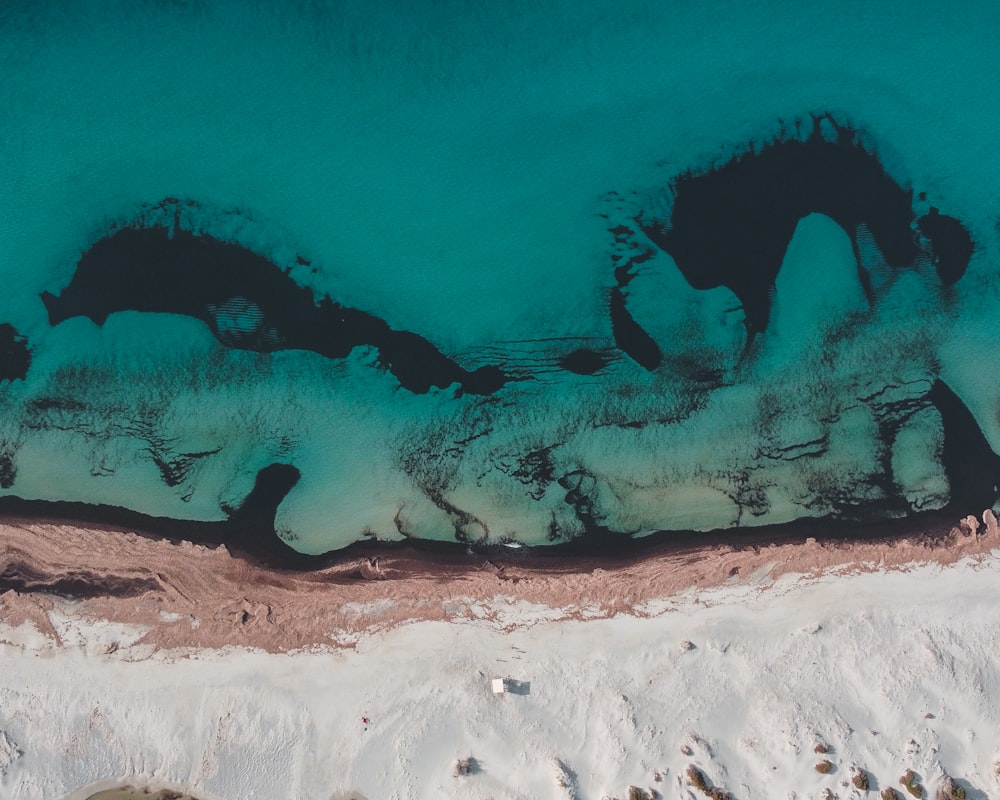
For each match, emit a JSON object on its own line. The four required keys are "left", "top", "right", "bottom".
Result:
{"left": 1, "top": 1, "right": 998, "bottom": 555}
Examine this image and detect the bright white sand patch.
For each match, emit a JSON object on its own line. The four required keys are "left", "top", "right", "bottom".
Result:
{"left": 2, "top": 555, "right": 1000, "bottom": 800}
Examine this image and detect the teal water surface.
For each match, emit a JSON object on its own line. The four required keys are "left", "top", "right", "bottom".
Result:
{"left": 0, "top": 1, "right": 998, "bottom": 554}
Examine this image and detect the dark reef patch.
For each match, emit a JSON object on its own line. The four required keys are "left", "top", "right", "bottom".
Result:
{"left": 42, "top": 225, "right": 507, "bottom": 396}
{"left": 927, "top": 380, "right": 1000, "bottom": 513}
{"left": 610, "top": 286, "right": 662, "bottom": 371}
{"left": 609, "top": 244, "right": 663, "bottom": 370}
{"left": 0, "top": 451, "right": 15, "bottom": 489}
{"left": 636, "top": 114, "right": 974, "bottom": 343}
{"left": 557, "top": 347, "right": 611, "bottom": 375}
{"left": 918, "top": 207, "right": 974, "bottom": 285}
{"left": 222, "top": 462, "right": 301, "bottom": 540}
{"left": 0, "top": 322, "right": 31, "bottom": 382}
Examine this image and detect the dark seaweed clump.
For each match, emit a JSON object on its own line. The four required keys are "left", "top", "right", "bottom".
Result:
{"left": 0, "top": 322, "right": 30, "bottom": 382}
{"left": 42, "top": 226, "right": 507, "bottom": 396}
{"left": 636, "top": 114, "right": 973, "bottom": 343}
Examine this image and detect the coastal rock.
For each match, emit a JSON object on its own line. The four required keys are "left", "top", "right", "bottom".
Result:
{"left": 959, "top": 515, "right": 979, "bottom": 536}
{"left": 358, "top": 557, "right": 385, "bottom": 581}
{"left": 984, "top": 509, "right": 999, "bottom": 536}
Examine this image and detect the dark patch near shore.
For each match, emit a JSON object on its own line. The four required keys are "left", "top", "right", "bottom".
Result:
{"left": 557, "top": 347, "right": 611, "bottom": 375}
{"left": 610, "top": 246, "right": 663, "bottom": 370}
{"left": 637, "top": 114, "right": 974, "bottom": 341}
{"left": 0, "top": 323, "right": 31, "bottom": 382}
{"left": 857, "top": 382, "right": 935, "bottom": 520}
{"left": 918, "top": 207, "right": 974, "bottom": 285}
{"left": 221, "top": 463, "right": 306, "bottom": 559}
{"left": 0, "top": 451, "right": 15, "bottom": 489}
{"left": 0, "top": 493, "right": 976, "bottom": 586}
{"left": 0, "top": 462, "right": 324, "bottom": 570}
{"left": 0, "top": 561, "right": 160, "bottom": 598}
{"left": 610, "top": 287, "right": 662, "bottom": 370}
{"left": 927, "top": 380, "right": 1000, "bottom": 513}
{"left": 42, "top": 226, "right": 507, "bottom": 396}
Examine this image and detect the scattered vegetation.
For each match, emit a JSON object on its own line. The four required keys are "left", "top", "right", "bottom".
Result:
{"left": 551, "top": 758, "right": 579, "bottom": 799}
{"left": 935, "top": 775, "right": 965, "bottom": 800}
{"left": 900, "top": 769, "right": 924, "bottom": 798}
{"left": 816, "top": 759, "right": 834, "bottom": 774}
{"left": 852, "top": 767, "right": 871, "bottom": 791}
{"left": 684, "top": 765, "right": 732, "bottom": 800}
{"left": 882, "top": 790, "right": 901, "bottom": 800}
{"left": 686, "top": 765, "right": 710, "bottom": 792}
{"left": 814, "top": 741, "right": 831, "bottom": 754}
{"left": 604, "top": 788, "right": 659, "bottom": 800}
{"left": 453, "top": 756, "right": 478, "bottom": 777}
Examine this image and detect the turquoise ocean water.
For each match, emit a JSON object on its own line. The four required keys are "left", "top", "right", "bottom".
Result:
{"left": 1, "top": 1, "right": 998, "bottom": 554}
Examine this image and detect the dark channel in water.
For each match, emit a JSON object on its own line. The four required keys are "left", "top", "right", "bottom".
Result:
{"left": 42, "top": 226, "right": 507, "bottom": 396}
{"left": 632, "top": 114, "right": 973, "bottom": 356}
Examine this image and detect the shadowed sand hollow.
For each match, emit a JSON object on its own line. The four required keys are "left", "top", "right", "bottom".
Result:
{"left": 86, "top": 788, "right": 202, "bottom": 800}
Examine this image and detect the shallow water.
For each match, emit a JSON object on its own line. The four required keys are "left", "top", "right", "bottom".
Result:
{"left": 0, "top": 2, "right": 998, "bottom": 554}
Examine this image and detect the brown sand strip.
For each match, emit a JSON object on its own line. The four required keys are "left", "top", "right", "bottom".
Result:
{"left": 86, "top": 788, "right": 201, "bottom": 800}
{"left": 1, "top": 511, "right": 997, "bottom": 654}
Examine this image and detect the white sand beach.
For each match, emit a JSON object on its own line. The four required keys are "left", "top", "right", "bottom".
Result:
{"left": 3, "top": 514, "right": 1000, "bottom": 799}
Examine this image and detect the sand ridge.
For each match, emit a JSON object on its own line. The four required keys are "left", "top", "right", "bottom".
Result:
{"left": 1, "top": 510, "right": 997, "bottom": 655}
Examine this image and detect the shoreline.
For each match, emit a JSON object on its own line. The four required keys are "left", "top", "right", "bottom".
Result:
{"left": 1, "top": 508, "right": 996, "bottom": 655}
{"left": 0, "top": 491, "right": 984, "bottom": 568}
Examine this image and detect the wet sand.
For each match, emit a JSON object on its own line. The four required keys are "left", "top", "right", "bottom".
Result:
{"left": 1, "top": 509, "right": 997, "bottom": 654}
